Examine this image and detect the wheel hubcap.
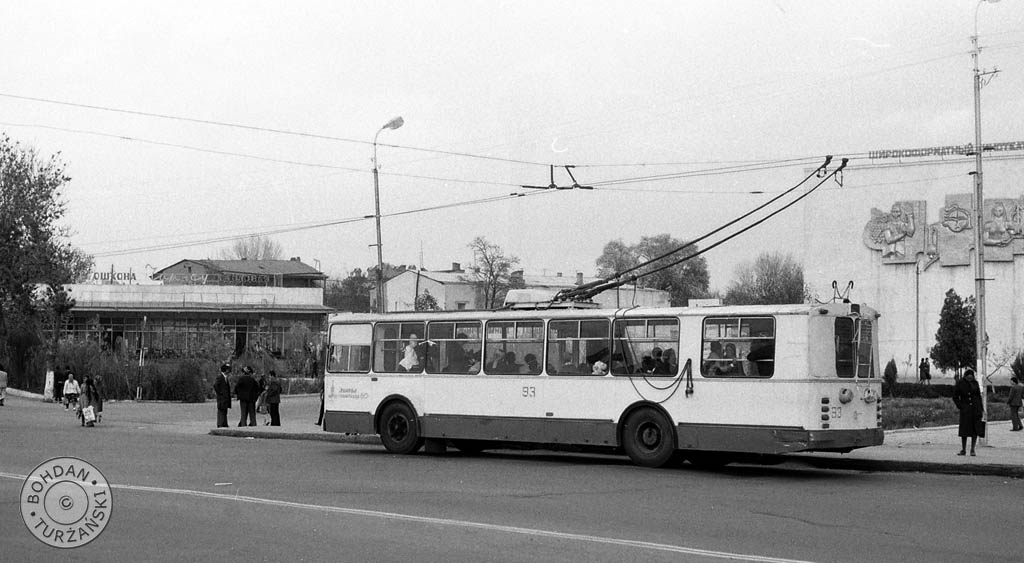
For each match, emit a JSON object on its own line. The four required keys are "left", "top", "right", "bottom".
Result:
{"left": 638, "top": 423, "right": 661, "bottom": 450}
{"left": 388, "top": 416, "right": 409, "bottom": 441}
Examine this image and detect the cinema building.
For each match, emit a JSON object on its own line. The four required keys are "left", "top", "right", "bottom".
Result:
{"left": 62, "top": 259, "right": 330, "bottom": 358}
{"left": 802, "top": 141, "right": 1024, "bottom": 379}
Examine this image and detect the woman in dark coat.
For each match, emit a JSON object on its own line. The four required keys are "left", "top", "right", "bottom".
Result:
{"left": 266, "top": 370, "right": 283, "bottom": 427}
{"left": 953, "top": 369, "right": 984, "bottom": 456}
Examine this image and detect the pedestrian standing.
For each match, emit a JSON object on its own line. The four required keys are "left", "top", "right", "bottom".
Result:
{"left": 54, "top": 365, "right": 66, "bottom": 405}
{"left": 266, "top": 370, "right": 282, "bottom": 426}
{"left": 0, "top": 362, "right": 8, "bottom": 406}
{"left": 214, "top": 364, "right": 232, "bottom": 428}
{"left": 953, "top": 369, "right": 984, "bottom": 456}
{"left": 1008, "top": 376, "right": 1023, "bottom": 432}
{"left": 63, "top": 373, "right": 81, "bottom": 411}
{"left": 918, "top": 358, "right": 931, "bottom": 384}
{"left": 234, "top": 366, "right": 259, "bottom": 427}
{"left": 79, "top": 377, "right": 100, "bottom": 427}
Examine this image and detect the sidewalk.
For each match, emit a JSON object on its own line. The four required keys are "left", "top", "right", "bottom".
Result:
{"left": 6, "top": 390, "right": 1023, "bottom": 476}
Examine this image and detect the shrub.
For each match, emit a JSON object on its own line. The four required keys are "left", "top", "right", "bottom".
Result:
{"left": 883, "top": 358, "right": 899, "bottom": 392}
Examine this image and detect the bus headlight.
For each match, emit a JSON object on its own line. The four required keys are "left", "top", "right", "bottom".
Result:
{"left": 839, "top": 388, "right": 854, "bottom": 404}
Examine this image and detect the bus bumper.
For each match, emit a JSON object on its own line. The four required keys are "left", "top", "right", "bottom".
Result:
{"left": 676, "top": 425, "right": 884, "bottom": 454}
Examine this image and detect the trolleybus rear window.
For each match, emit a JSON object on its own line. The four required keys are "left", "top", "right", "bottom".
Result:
{"left": 485, "top": 320, "right": 544, "bottom": 375}
{"left": 835, "top": 317, "right": 874, "bottom": 378}
{"left": 327, "top": 323, "right": 372, "bottom": 373}
{"left": 611, "top": 318, "right": 679, "bottom": 376}
{"left": 701, "top": 316, "right": 775, "bottom": 377}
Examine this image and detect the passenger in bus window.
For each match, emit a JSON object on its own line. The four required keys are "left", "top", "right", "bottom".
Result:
{"left": 719, "top": 343, "right": 738, "bottom": 375}
{"left": 560, "top": 353, "right": 577, "bottom": 374}
{"left": 399, "top": 334, "right": 433, "bottom": 372}
{"left": 745, "top": 334, "right": 774, "bottom": 377}
{"left": 662, "top": 348, "right": 678, "bottom": 375}
{"left": 652, "top": 347, "right": 671, "bottom": 374}
{"left": 592, "top": 353, "right": 608, "bottom": 375}
{"left": 523, "top": 353, "right": 541, "bottom": 374}
{"left": 640, "top": 354, "right": 655, "bottom": 373}
{"left": 703, "top": 341, "right": 723, "bottom": 374}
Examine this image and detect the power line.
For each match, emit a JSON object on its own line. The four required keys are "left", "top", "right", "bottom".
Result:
{"left": 88, "top": 190, "right": 556, "bottom": 257}
{"left": 0, "top": 122, "right": 524, "bottom": 188}
{"left": 0, "top": 91, "right": 552, "bottom": 167}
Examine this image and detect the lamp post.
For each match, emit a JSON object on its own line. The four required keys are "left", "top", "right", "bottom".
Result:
{"left": 372, "top": 116, "right": 404, "bottom": 313}
{"left": 971, "top": 0, "right": 999, "bottom": 440}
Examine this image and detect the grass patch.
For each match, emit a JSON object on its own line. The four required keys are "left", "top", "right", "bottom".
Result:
{"left": 882, "top": 397, "right": 1010, "bottom": 430}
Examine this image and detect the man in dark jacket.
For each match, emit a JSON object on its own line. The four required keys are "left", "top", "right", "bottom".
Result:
{"left": 214, "top": 364, "right": 232, "bottom": 428}
{"left": 234, "top": 366, "right": 259, "bottom": 427}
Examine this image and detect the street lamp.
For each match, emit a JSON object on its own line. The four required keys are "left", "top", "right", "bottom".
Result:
{"left": 971, "top": 0, "right": 1000, "bottom": 438}
{"left": 372, "top": 116, "right": 404, "bottom": 313}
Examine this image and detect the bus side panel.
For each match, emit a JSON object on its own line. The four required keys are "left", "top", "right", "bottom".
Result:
{"left": 323, "top": 374, "right": 424, "bottom": 434}
{"left": 419, "top": 414, "right": 618, "bottom": 446}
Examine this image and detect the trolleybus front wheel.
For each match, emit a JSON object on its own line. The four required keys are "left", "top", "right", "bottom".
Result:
{"left": 378, "top": 402, "right": 424, "bottom": 455}
{"left": 622, "top": 408, "right": 676, "bottom": 468}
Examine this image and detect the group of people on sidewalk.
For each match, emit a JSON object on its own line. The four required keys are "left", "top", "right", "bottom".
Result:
{"left": 953, "top": 369, "right": 1024, "bottom": 456}
{"left": 213, "top": 364, "right": 282, "bottom": 428}
{"left": 54, "top": 367, "right": 103, "bottom": 427}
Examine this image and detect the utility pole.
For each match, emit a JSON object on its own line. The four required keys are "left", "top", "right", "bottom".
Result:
{"left": 971, "top": 0, "right": 1001, "bottom": 444}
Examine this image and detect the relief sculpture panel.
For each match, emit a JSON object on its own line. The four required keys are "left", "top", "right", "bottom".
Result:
{"left": 863, "top": 193, "right": 1024, "bottom": 266}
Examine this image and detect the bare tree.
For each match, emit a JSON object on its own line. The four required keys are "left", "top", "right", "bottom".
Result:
{"left": 723, "top": 252, "right": 805, "bottom": 305}
{"left": 468, "top": 236, "right": 520, "bottom": 309}
{"left": 220, "top": 235, "right": 283, "bottom": 260}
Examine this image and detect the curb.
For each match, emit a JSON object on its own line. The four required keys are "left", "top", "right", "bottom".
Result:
{"left": 209, "top": 428, "right": 382, "bottom": 445}
{"left": 786, "top": 454, "right": 1024, "bottom": 478}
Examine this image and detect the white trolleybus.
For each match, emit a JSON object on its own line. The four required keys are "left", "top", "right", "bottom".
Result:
{"left": 322, "top": 300, "right": 883, "bottom": 467}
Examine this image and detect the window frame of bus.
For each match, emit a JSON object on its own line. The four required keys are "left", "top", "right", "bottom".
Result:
{"left": 483, "top": 319, "right": 544, "bottom": 375}
{"left": 326, "top": 323, "right": 372, "bottom": 374}
{"left": 611, "top": 317, "right": 680, "bottom": 376}
{"left": 425, "top": 320, "right": 483, "bottom": 375}
{"left": 373, "top": 321, "right": 427, "bottom": 373}
{"left": 547, "top": 318, "right": 611, "bottom": 376}
{"left": 835, "top": 317, "right": 874, "bottom": 378}
{"left": 701, "top": 316, "right": 775, "bottom": 378}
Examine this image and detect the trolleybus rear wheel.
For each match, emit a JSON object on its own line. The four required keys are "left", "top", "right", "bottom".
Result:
{"left": 622, "top": 408, "right": 676, "bottom": 468}
{"left": 378, "top": 402, "right": 424, "bottom": 454}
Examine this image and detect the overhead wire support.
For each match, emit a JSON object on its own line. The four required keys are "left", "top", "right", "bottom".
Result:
{"left": 560, "top": 156, "right": 847, "bottom": 302}
{"left": 522, "top": 165, "right": 593, "bottom": 190}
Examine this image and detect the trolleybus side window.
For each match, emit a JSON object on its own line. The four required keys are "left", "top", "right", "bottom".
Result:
{"left": 327, "top": 323, "right": 371, "bottom": 373}
{"left": 484, "top": 320, "right": 544, "bottom": 375}
{"left": 426, "top": 321, "right": 482, "bottom": 374}
{"left": 835, "top": 317, "right": 874, "bottom": 378}
{"left": 374, "top": 322, "right": 427, "bottom": 373}
{"left": 702, "top": 316, "right": 775, "bottom": 377}
{"left": 547, "top": 319, "right": 611, "bottom": 375}
{"left": 611, "top": 318, "right": 680, "bottom": 376}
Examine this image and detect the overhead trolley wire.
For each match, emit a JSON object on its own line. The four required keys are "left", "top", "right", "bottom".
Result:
{"left": 0, "top": 92, "right": 553, "bottom": 167}
{"left": 89, "top": 189, "right": 556, "bottom": 258}
{"left": 0, "top": 122, "right": 524, "bottom": 189}
{"left": 558, "top": 156, "right": 846, "bottom": 302}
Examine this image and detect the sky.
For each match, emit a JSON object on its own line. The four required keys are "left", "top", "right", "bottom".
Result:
{"left": 3, "top": 1, "right": 1024, "bottom": 291}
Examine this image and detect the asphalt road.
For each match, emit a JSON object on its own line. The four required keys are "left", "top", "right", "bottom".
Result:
{"left": 1, "top": 397, "right": 1022, "bottom": 563}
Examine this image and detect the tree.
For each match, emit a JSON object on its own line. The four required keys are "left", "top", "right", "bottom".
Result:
{"left": 415, "top": 290, "right": 440, "bottom": 311}
{"left": 723, "top": 252, "right": 806, "bottom": 305}
{"left": 883, "top": 357, "right": 898, "bottom": 395}
{"left": 931, "top": 288, "right": 976, "bottom": 379}
{"left": 595, "top": 234, "right": 709, "bottom": 306}
{"left": 469, "top": 237, "right": 520, "bottom": 309}
{"left": 325, "top": 269, "right": 372, "bottom": 313}
{"left": 1, "top": 134, "right": 93, "bottom": 389}
{"left": 219, "top": 235, "right": 283, "bottom": 260}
